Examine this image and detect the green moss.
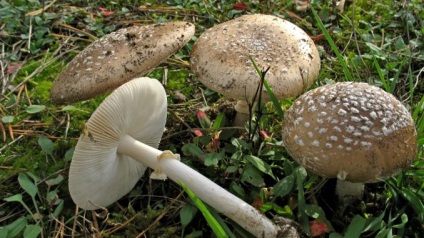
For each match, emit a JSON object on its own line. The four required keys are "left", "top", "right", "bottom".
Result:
{"left": 147, "top": 67, "right": 194, "bottom": 95}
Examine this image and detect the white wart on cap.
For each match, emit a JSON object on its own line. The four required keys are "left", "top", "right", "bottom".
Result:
{"left": 190, "top": 14, "right": 320, "bottom": 102}
{"left": 282, "top": 82, "right": 417, "bottom": 183}
{"left": 51, "top": 21, "right": 195, "bottom": 104}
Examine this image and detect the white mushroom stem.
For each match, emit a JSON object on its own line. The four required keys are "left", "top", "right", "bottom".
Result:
{"left": 117, "top": 134, "right": 280, "bottom": 237}
{"left": 336, "top": 179, "right": 365, "bottom": 203}
{"left": 233, "top": 100, "right": 251, "bottom": 126}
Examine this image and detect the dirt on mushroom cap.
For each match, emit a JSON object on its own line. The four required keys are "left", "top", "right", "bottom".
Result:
{"left": 51, "top": 21, "right": 195, "bottom": 104}
{"left": 282, "top": 82, "right": 417, "bottom": 183}
{"left": 190, "top": 14, "right": 320, "bottom": 102}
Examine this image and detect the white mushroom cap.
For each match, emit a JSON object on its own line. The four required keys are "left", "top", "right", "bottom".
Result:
{"left": 190, "top": 14, "right": 320, "bottom": 102}
{"left": 282, "top": 82, "right": 417, "bottom": 183}
{"left": 69, "top": 77, "right": 167, "bottom": 210}
{"left": 51, "top": 21, "right": 195, "bottom": 104}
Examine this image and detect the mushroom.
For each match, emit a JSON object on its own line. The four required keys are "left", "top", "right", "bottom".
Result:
{"left": 282, "top": 82, "right": 417, "bottom": 204}
{"left": 190, "top": 14, "right": 320, "bottom": 126}
{"left": 51, "top": 21, "right": 195, "bottom": 104}
{"left": 69, "top": 77, "right": 285, "bottom": 237}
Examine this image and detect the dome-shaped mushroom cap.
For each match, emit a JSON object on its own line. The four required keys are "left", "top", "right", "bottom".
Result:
{"left": 190, "top": 14, "right": 320, "bottom": 102}
{"left": 69, "top": 77, "right": 167, "bottom": 210}
{"left": 51, "top": 22, "right": 194, "bottom": 104}
{"left": 282, "top": 82, "right": 417, "bottom": 183}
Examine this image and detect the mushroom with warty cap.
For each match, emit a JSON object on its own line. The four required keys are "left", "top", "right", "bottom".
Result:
{"left": 190, "top": 14, "right": 320, "bottom": 125}
{"left": 282, "top": 82, "right": 417, "bottom": 202}
{"left": 69, "top": 77, "right": 290, "bottom": 238}
{"left": 51, "top": 21, "right": 195, "bottom": 104}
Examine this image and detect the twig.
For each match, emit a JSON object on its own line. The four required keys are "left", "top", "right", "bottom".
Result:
{"left": 56, "top": 22, "right": 97, "bottom": 41}
{"left": 53, "top": 216, "right": 65, "bottom": 238}
{"left": 7, "top": 123, "right": 14, "bottom": 140}
{"left": 0, "top": 120, "right": 5, "bottom": 142}
{"left": 50, "top": 33, "right": 93, "bottom": 43}
{"left": 103, "top": 213, "right": 141, "bottom": 235}
{"left": 71, "top": 205, "right": 79, "bottom": 238}
{"left": 25, "top": 0, "right": 57, "bottom": 16}
{"left": 168, "top": 109, "right": 193, "bottom": 130}
{"left": 0, "top": 135, "right": 24, "bottom": 153}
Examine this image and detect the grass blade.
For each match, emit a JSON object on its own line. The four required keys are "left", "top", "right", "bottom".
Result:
{"left": 311, "top": 7, "right": 354, "bottom": 81}
{"left": 180, "top": 182, "right": 227, "bottom": 238}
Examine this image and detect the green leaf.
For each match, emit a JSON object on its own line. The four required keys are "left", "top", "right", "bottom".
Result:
{"left": 61, "top": 105, "right": 77, "bottom": 111}
{"left": 229, "top": 181, "right": 246, "bottom": 199}
{"left": 225, "top": 166, "right": 238, "bottom": 173}
{"left": 399, "top": 188, "right": 424, "bottom": 222}
{"left": 180, "top": 182, "right": 227, "bottom": 238}
{"left": 212, "top": 113, "right": 225, "bottom": 129}
{"left": 182, "top": 143, "right": 204, "bottom": 158}
{"left": 263, "top": 79, "right": 285, "bottom": 118}
{"left": 45, "top": 174, "right": 64, "bottom": 187}
{"left": 344, "top": 215, "right": 366, "bottom": 238}
{"left": 23, "top": 224, "right": 41, "bottom": 238}
{"left": 184, "top": 231, "right": 203, "bottom": 238}
{"left": 303, "top": 204, "right": 333, "bottom": 230}
{"left": 329, "top": 233, "right": 343, "bottom": 238}
{"left": 231, "top": 138, "right": 250, "bottom": 149}
{"left": 204, "top": 153, "right": 220, "bottom": 166}
{"left": 1, "top": 217, "right": 27, "bottom": 238}
{"left": 245, "top": 155, "right": 275, "bottom": 179}
{"left": 18, "top": 173, "right": 38, "bottom": 198}
{"left": 304, "top": 204, "right": 325, "bottom": 219}
{"left": 4, "top": 194, "right": 24, "bottom": 203}
{"left": 38, "top": 135, "right": 54, "bottom": 156}
{"left": 241, "top": 164, "right": 264, "bottom": 186}
{"left": 392, "top": 213, "right": 408, "bottom": 229}
{"left": 0, "top": 228, "right": 8, "bottom": 238}
{"left": 363, "top": 210, "right": 386, "bottom": 232}
{"left": 60, "top": 105, "right": 89, "bottom": 113}
{"left": 2, "top": 115, "right": 14, "bottom": 124}
{"left": 295, "top": 167, "right": 309, "bottom": 233}
{"left": 5, "top": 94, "right": 16, "bottom": 107}
{"left": 375, "top": 227, "right": 391, "bottom": 238}
{"left": 52, "top": 200, "right": 64, "bottom": 218}
{"left": 64, "top": 147, "right": 74, "bottom": 162}
{"left": 180, "top": 203, "right": 198, "bottom": 227}
{"left": 47, "top": 190, "right": 58, "bottom": 204}
{"left": 26, "top": 105, "right": 45, "bottom": 114}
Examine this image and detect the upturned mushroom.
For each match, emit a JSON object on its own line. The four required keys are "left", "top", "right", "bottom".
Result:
{"left": 190, "top": 14, "right": 320, "bottom": 125}
{"left": 282, "top": 82, "right": 417, "bottom": 203}
{"left": 69, "top": 77, "right": 289, "bottom": 237}
{"left": 51, "top": 21, "right": 194, "bottom": 104}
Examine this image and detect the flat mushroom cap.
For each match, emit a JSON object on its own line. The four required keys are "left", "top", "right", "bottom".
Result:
{"left": 51, "top": 22, "right": 194, "bottom": 104}
{"left": 190, "top": 14, "right": 320, "bottom": 102}
{"left": 69, "top": 77, "right": 167, "bottom": 210}
{"left": 282, "top": 82, "right": 417, "bottom": 183}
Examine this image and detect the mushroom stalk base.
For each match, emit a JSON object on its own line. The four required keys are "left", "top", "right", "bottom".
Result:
{"left": 118, "top": 134, "right": 280, "bottom": 238}
{"left": 234, "top": 100, "right": 251, "bottom": 126}
{"left": 336, "top": 179, "right": 364, "bottom": 210}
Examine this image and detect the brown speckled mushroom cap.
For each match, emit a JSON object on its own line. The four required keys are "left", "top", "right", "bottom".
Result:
{"left": 190, "top": 14, "right": 320, "bottom": 102}
{"left": 282, "top": 82, "right": 417, "bottom": 183}
{"left": 51, "top": 21, "right": 195, "bottom": 104}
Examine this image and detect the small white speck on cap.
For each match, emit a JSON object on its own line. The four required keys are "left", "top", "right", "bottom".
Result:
{"left": 338, "top": 109, "right": 347, "bottom": 116}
